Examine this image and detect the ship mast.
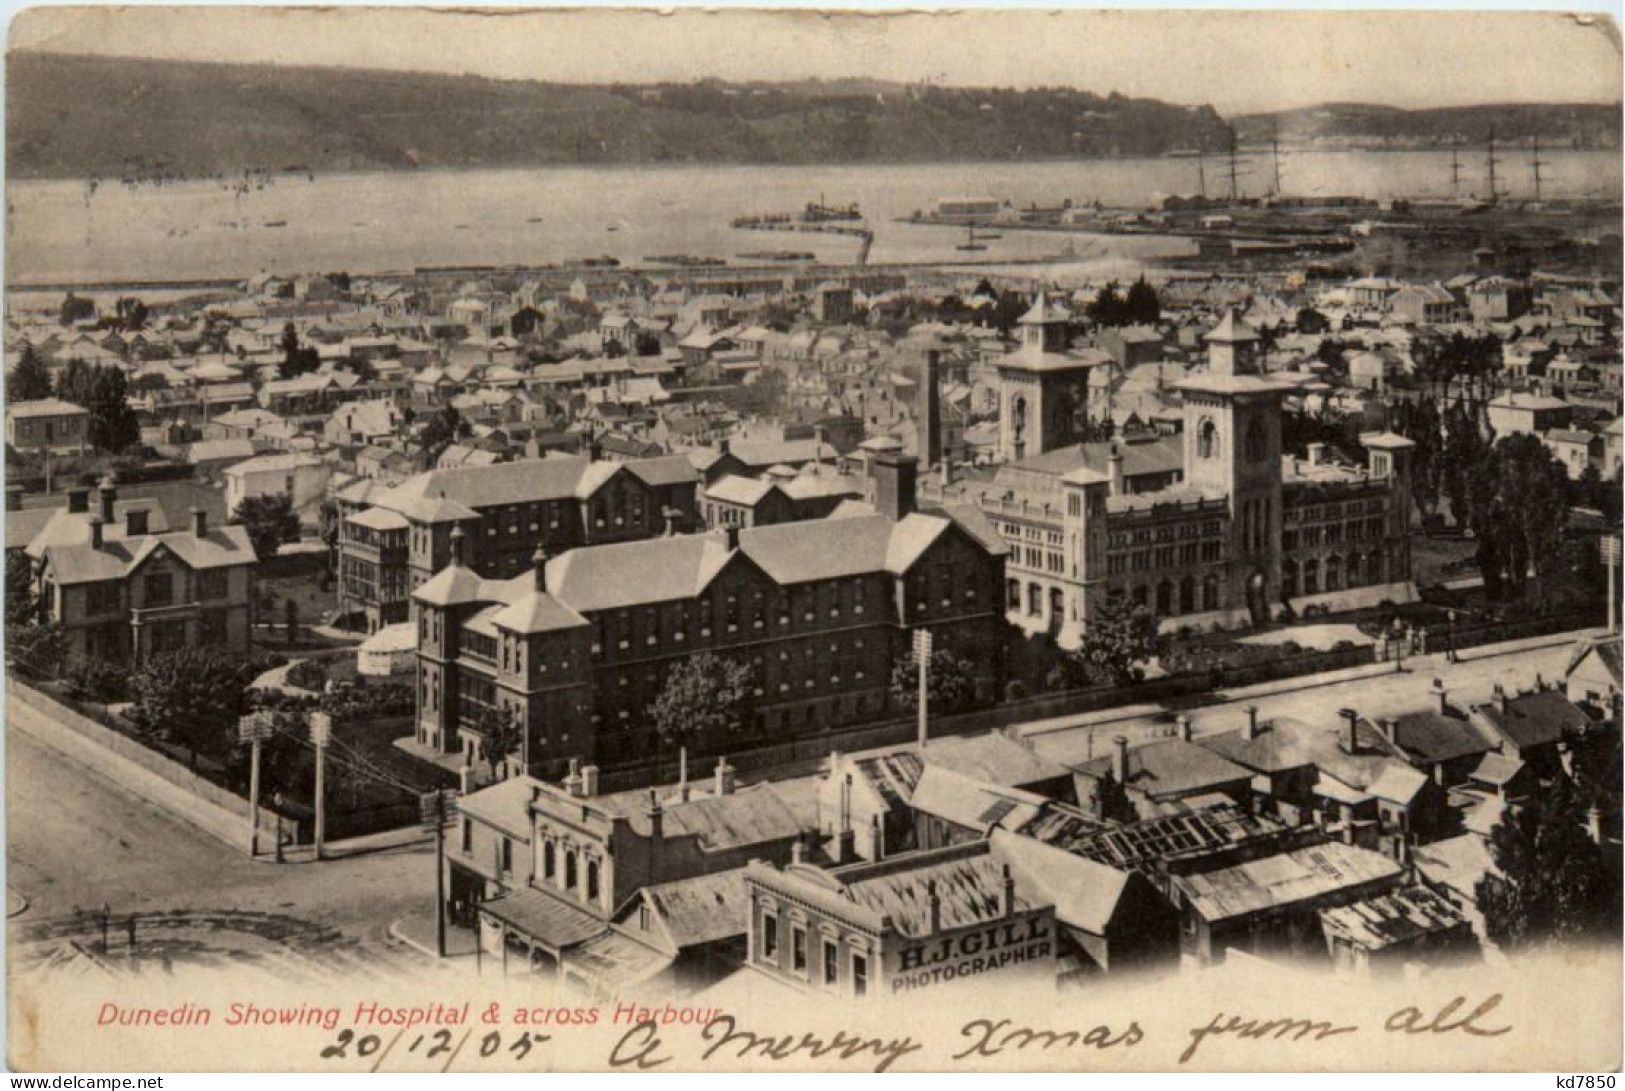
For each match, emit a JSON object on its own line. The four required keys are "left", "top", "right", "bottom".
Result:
{"left": 1449, "top": 143, "right": 1462, "bottom": 198}
{"left": 1486, "top": 126, "right": 1501, "bottom": 203}
{"left": 1530, "top": 136, "right": 1545, "bottom": 204}
{"left": 1197, "top": 149, "right": 1207, "bottom": 199}
{"left": 1269, "top": 122, "right": 1283, "bottom": 197}
{"left": 1226, "top": 129, "right": 1241, "bottom": 203}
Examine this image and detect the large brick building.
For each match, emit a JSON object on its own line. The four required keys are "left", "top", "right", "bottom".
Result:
{"left": 963, "top": 310, "right": 1417, "bottom": 643}
{"left": 336, "top": 453, "right": 700, "bottom": 632}
{"left": 411, "top": 447, "right": 1009, "bottom": 776}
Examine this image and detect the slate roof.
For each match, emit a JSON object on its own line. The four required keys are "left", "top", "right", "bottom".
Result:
{"left": 1172, "top": 843, "right": 1402, "bottom": 923}
{"left": 547, "top": 534, "right": 732, "bottom": 611}
{"left": 624, "top": 454, "right": 699, "bottom": 489}
{"left": 42, "top": 525, "right": 256, "bottom": 586}
{"left": 922, "top": 731, "right": 1070, "bottom": 788}
{"left": 623, "top": 782, "right": 804, "bottom": 852}
{"left": 1471, "top": 690, "right": 1590, "bottom": 750}
{"left": 1380, "top": 708, "right": 1498, "bottom": 765}
{"left": 1075, "top": 738, "right": 1251, "bottom": 801}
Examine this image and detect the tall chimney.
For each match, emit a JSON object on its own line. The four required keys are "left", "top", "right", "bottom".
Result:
{"left": 1244, "top": 705, "right": 1261, "bottom": 740}
{"left": 1112, "top": 735, "right": 1130, "bottom": 785}
{"left": 191, "top": 506, "right": 207, "bottom": 538}
{"left": 1107, "top": 444, "right": 1125, "bottom": 497}
{"left": 67, "top": 488, "right": 89, "bottom": 514}
{"left": 1177, "top": 714, "right": 1192, "bottom": 742}
{"left": 532, "top": 545, "right": 547, "bottom": 591}
{"left": 927, "top": 879, "right": 942, "bottom": 934}
{"left": 98, "top": 475, "right": 117, "bottom": 524}
{"left": 646, "top": 790, "right": 663, "bottom": 842}
{"left": 918, "top": 349, "right": 943, "bottom": 470}
{"left": 836, "top": 772, "right": 855, "bottom": 862}
{"left": 714, "top": 758, "right": 735, "bottom": 797}
{"left": 1340, "top": 707, "right": 1359, "bottom": 754}
{"left": 89, "top": 514, "right": 105, "bottom": 550}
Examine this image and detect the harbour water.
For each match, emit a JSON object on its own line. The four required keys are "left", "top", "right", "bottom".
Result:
{"left": 5, "top": 149, "right": 1619, "bottom": 287}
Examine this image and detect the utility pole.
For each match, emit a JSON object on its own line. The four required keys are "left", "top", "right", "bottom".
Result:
{"left": 420, "top": 788, "right": 460, "bottom": 958}
{"left": 310, "top": 711, "right": 331, "bottom": 860}
{"left": 1603, "top": 536, "right": 1621, "bottom": 634}
{"left": 237, "top": 712, "right": 274, "bottom": 856}
{"left": 913, "top": 628, "right": 933, "bottom": 750}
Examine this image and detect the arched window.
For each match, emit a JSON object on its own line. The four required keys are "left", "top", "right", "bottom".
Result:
{"left": 1027, "top": 583, "right": 1043, "bottom": 617}
{"left": 1303, "top": 559, "right": 1320, "bottom": 596}
{"left": 1346, "top": 552, "right": 1362, "bottom": 588}
{"left": 565, "top": 850, "right": 578, "bottom": 891}
{"left": 1282, "top": 559, "right": 1298, "bottom": 598}
{"left": 1132, "top": 585, "right": 1148, "bottom": 607}
{"left": 1326, "top": 555, "right": 1342, "bottom": 592}
{"left": 1006, "top": 579, "right": 1021, "bottom": 610}
{"left": 1197, "top": 418, "right": 1219, "bottom": 459}
{"left": 587, "top": 859, "right": 600, "bottom": 903}
{"left": 1011, "top": 396, "right": 1028, "bottom": 444}
{"left": 1244, "top": 419, "right": 1268, "bottom": 462}
{"left": 1156, "top": 580, "right": 1173, "bottom": 616}
{"left": 543, "top": 841, "right": 556, "bottom": 880}
{"left": 1179, "top": 577, "right": 1195, "bottom": 615}
{"left": 1049, "top": 587, "right": 1065, "bottom": 623}
{"left": 1203, "top": 574, "right": 1219, "bottom": 611}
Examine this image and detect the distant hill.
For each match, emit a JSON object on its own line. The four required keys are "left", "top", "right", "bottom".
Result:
{"left": 7, "top": 52, "right": 1234, "bottom": 178}
{"left": 1234, "top": 101, "right": 1621, "bottom": 151}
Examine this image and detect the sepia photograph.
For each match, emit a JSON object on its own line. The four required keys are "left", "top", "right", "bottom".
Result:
{"left": 1, "top": 4, "right": 1621, "bottom": 1075}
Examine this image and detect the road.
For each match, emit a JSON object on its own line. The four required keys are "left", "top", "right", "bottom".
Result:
{"left": 6, "top": 718, "right": 444, "bottom": 977}
{"left": 1020, "top": 633, "right": 1592, "bottom": 767}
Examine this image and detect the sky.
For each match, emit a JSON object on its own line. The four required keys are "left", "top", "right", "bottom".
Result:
{"left": 8, "top": 6, "right": 1622, "bottom": 115}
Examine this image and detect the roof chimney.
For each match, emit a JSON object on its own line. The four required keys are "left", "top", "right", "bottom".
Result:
{"left": 1244, "top": 704, "right": 1261, "bottom": 740}
{"left": 1379, "top": 717, "right": 1398, "bottom": 746}
{"left": 1001, "top": 863, "right": 1017, "bottom": 918}
{"left": 532, "top": 545, "right": 547, "bottom": 591}
{"left": 98, "top": 475, "right": 117, "bottom": 524}
{"left": 1307, "top": 442, "right": 1326, "bottom": 466}
{"left": 869, "top": 814, "right": 885, "bottom": 862}
{"left": 724, "top": 525, "right": 740, "bottom": 551}
{"left": 190, "top": 507, "right": 207, "bottom": 538}
{"left": 646, "top": 789, "right": 663, "bottom": 842}
{"left": 927, "top": 878, "right": 942, "bottom": 934}
{"left": 717, "top": 438, "right": 731, "bottom": 457}
{"left": 1177, "top": 714, "right": 1192, "bottom": 742}
{"left": 1433, "top": 678, "right": 1450, "bottom": 716}
{"left": 1493, "top": 681, "right": 1508, "bottom": 715}
{"left": 1107, "top": 444, "right": 1125, "bottom": 497}
{"left": 1340, "top": 707, "right": 1359, "bottom": 754}
{"left": 580, "top": 765, "right": 600, "bottom": 796}
{"left": 89, "top": 514, "right": 105, "bottom": 550}
{"left": 791, "top": 839, "right": 807, "bottom": 866}
{"left": 714, "top": 758, "right": 735, "bottom": 797}
{"left": 1587, "top": 806, "right": 1605, "bottom": 846}
{"left": 1112, "top": 735, "right": 1130, "bottom": 785}
{"left": 564, "top": 756, "right": 582, "bottom": 796}
{"left": 67, "top": 488, "right": 89, "bottom": 514}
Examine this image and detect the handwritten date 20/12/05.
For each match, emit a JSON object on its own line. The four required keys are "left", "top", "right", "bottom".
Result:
{"left": 311, "top": 994, "right": 1514, "bottom": 1072}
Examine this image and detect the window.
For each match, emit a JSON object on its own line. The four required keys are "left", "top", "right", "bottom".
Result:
{"left": 460, "top": 818, "right": 472, "bottom": 853}
{"left": 1244, "top": 419, "right": 1268, "bottom": 462}
{"left": 566, "top": 850, "right": 578, "bottom": 890}
{"left": 143, "top": 571, "right": 174, "bottom": 607}
{"left": 500, "top": 837, "right": 513, "bottom": 873}
{"left": 791, "top": 924, "right": 808, "bottom": 975}
{"left": 199, "top": 609, "right": 229, "bottom": 645}
{"left": 543, "top": 842, "right": 556, "bottom": 879}
{"left": 587, "top": 859, "right": 600, "bottom": 902}
{"left": 823, "top": 940, "right": 839, "bottom": 985}
{"left": 851, "top": 952, "right": 868, "bottom": 997}
{"left": 1197, "top": 419, "right": 1219, "bottom": 460}
{"left": 761, "top": 912, "right": 779, "bottom": 962}
{"left": 85, "top": 581, "right": 119, "bottom": 616}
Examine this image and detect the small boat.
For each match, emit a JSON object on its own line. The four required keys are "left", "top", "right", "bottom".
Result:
{"left": 526, "top": 216, "right": 544, "bottom": 223}
{"left": 264, "top": 220, "right": 287, "bottom": 228}
{"left": 956, "top": 227, "right": 987, "bottom": 252}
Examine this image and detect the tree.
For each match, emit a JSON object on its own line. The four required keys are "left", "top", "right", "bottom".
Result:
{"left": 5, "top": 619, "right": 66, "bottom": 682}
{"left": 6, "top": 551, "right": 40, "bottom": 631}
{"left": 8, "top": 344, "right": 53, "bottom": 401}
{"left": 1475, "top": 776, "right": 1620, "bottom": 950}
{"left": 233, "top": 493, "right": 301, "bottom": 560}
{"left": 889, "top": 647, "right": 981, "bottom": 716}
{"left": 1438, "top": 402, "right": 1490, "bottom": 530}
{"left": 54, "top": 358, "right": 97, "bottom": 407}
{"left": 648, "top": 652, "right": 754, "bottom": 771}
{"left": 1463, "top": 433, "right": 1570, "bottom": 599}
{"left": 86, "top": 367, "right": 140, "bottom": 453}
{"left": 1087, "top": 281, "right": 1128, "bottom": 328}
{"left": 474, "top": 703, "right": 524, "bottom": 781}
{"left": 415, "top": 405, "right": 471, "bottom": 468}
{"left": 114, "top": 297, "right": 149, "bottom": 331}
{"left": 59, "top": 292, "right": 95, "bottom": 327}
{"left": 1124, "top": 277, "right": 1161, "bottom": 325}
{"left": 127, "top": 648, "right": 255, "bottom": 764}
{"left": 1295, "top": 307, "right": 1329, "bottom": 335}
{"left": 284, "top": 599, "right": 300, "bottom": 642}
{"left": 1068, "top": 597, "right": 1158, "bottom": 687}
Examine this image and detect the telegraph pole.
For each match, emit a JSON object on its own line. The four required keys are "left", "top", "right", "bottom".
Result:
{"left": 310, "top": 711, "right": 331, "bottom": 860}
{"left": 421, "top": 788, "right": 460, "bottom": 957}
{"left": 912, "top": 628, "right": 933, "bottom": 750}
{"left": 237, "top": 712, "right": 274, "bottom": 856}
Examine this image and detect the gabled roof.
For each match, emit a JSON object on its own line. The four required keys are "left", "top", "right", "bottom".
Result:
{"left": 1471, "top": 690, "right": 1590, "bottom": 750}
{"left": 637, "top": 869, "right": 751, "bottom": 949}
{"left": 42, "top": 525, "right": 255, "bottom": 586}
{"left": 1203, "top": 309, "right": 1260, "bottom": 344}
{"left": 1171, "top": 842, "right": 1402, "bottom": 923}
{"left": 1075, "top": 738, "right": 1251, "bottom": 801}
{"left": 546, "top": 533, "right": 733, "bottom": 611}
{"left": 490, "top": 589, "right": 590, "bottom": 635}
{"left": 991, "top": 828, "right": 1133, "bottom": 935}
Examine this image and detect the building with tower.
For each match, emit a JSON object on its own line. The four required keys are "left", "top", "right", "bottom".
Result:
{"left": 963, "top": 310, "right": 1417, "bottom": 645}
{"left": 996, "top": 297, "right": 1099, "bottom": 463}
